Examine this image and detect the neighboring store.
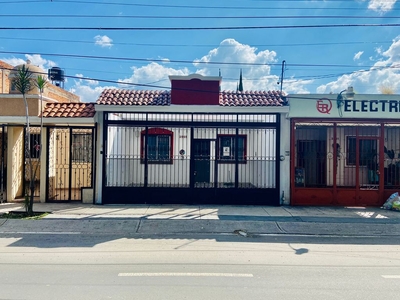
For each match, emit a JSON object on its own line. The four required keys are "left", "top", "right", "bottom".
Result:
{"left": 289, "top": 90, "right": 400, "bottom": 206}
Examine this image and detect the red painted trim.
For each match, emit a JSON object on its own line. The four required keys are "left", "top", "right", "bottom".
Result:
{"left": 333, "top": 123, "right": 337, "bottom": 204}
{"left": 290, "top": 120, "right": 295, "bottom": 204}
{"left": 379, "top": 124, "right": 385, "bottom": 202}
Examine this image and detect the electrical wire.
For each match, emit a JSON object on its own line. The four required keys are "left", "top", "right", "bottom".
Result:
{"left": 1, "top": 24, "right": 399, "bottom": 30}
{"left": 1, "top": 14, "right": 399, "bottom": 19}
{"left": 3, "top": 0, "right": 396, "bottom": 11}
{"left": 0, "top": 50, "right": 387, "bottom": 69}
{"left": 0, "top": 36, "right": 391, "bottom": 48}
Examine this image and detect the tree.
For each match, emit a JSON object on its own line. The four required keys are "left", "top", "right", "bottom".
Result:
{"left": 12, "top": 65, "right": 44, "bottom": 216}
{"left": 379, "top": 84, "right": 396, "bottom": 94}
{"left": 238, "top": 69, "right": 243, "bottom": 92}
{"left": 35, "top": 75, "right": 47, "bottom": 154}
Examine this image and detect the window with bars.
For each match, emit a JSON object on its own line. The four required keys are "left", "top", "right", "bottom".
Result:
{"left": 217, "top": 135, "right": 246, "bottom": 163}
{"left": 72, "top": 133, "right": 92, "bottom": 163}
{"left": 141, "top": 128, "right": 173, "bottom": 164}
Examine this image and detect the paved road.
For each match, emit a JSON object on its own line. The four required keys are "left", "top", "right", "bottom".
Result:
{"left": 1, "top": 231, "right": 400, "bottom": 300}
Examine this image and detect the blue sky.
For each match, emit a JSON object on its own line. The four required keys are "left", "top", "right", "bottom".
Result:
{"left": 0, "top": 0, "right": 399, "bottom": 102}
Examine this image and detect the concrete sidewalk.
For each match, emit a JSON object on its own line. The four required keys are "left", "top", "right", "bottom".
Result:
{"left": 1, "top": 202, "right": 400, "bottom": 237}
{"left": 1, "top": 202, "right": 400, "bottom": 222}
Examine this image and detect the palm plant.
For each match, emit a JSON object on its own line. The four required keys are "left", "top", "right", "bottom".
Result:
{"left": 35, "top": 75, "right": 47, "bottom": 153}
{"left": 12, "top": 65, "right": 35, "bottom": 215}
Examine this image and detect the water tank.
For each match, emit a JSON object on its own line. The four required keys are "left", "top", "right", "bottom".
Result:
{"left": 48, "top": 67, "right": 65, "bottom": 82}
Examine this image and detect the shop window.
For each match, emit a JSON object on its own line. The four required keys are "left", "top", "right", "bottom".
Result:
{"left": 72, "top": 133, "right": 92, "bottom": 163}
{"left": 141, "top": 128, "right": 173, "bottom": 164}
{"left": 346, "top": 137, "right": 377, "bottom": 167}
{"left": 217, "top": 135, "right": 246, "bottom": 163}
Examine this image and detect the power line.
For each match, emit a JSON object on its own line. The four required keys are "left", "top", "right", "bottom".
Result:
{"left": 0, "top": 36, "right": 391, "bottom": 48}
{"left": 0, "top": 50, "right": 387, "bottom": 69}
{"left": 2, "top": 63, "right": 398, "bottom": 95}
{"left": 1, "top": 24, "right": 400, "bottom": 31}
{"left": 4, "top": 0, "right": 396, "bottom": 11}
{"left": 1, "top": 14, "right": 399, "bottom": 19}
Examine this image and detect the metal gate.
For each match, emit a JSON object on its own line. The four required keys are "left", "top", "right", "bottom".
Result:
{"left": 0, "top": 125, "right": 6, "bottom": 203}
{"left": 103, "top": 112, "right": 280, "bottom": 205}
{"left": 47, "top": 127, "right": 95, "bottom": 202}
{"left": 291, "top": 120, "right": 397, "bottom": 206}
{"left": 24, "top": 126, "right": 41, "bottom": 198}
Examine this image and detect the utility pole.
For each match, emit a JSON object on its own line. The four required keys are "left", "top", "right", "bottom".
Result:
{"left": 279, "top": 60, "right": 286, "bottom": 94}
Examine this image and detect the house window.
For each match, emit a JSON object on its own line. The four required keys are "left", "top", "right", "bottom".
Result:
{"left": 72, "top": 133, "right": 92, "bottom": 163}
{"left": 217, "top": 135, "right": 246, "bottom": 163}
{"left": 346, "top": 136, "right": 377, "bottom": 167}
{"left": 141, "top": 128, "right": 173, "bottom": 164}
{"left": 26, "top": 133, "right": 41, "bottom": 159}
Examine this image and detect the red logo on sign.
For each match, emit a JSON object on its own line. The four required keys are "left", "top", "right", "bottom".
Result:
{"left": 316, "top": 98, "right": 332, "bottom": 114}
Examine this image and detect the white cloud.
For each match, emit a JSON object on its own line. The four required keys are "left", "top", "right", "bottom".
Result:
{"left": 69, "top": 82, "right": 110, "bottom": 103}
{"left": 316, "top": 36, "right": 400, "bottom": 94}
{"left": 0, "top": 54, "right": 56, "bottom": 71}
{"left": 118, "top": 62, "right": 190, "bottom": 89}
{"left": 193, "top": 38, "right": 309, "bottom": 92}
{"left": 70, "top": 38, "right": 314, "bottom": 101}
{"left": 364, "top": 0, "right": 398, "bottom": 12}
{"left": 94, "top": 35, "right": 113, "bottom": 48}
{"left": 353, "top": 51, "right": 364, "bottom": 61}
{"left": 74, "top": 73, "right": 99, "bottom": 86}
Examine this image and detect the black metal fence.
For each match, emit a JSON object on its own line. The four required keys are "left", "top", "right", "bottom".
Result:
{"left": 103, "top": 112, "right": 280, "bottom": 205}
{"left": 0, "top": 125, "right": 6, "bottom": 203}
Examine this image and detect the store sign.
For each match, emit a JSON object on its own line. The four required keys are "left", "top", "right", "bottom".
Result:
{"left": 289, "top": 95, "right": 400, "bottom": 119}
{"left": 316, "top": 98, "right": 332, "bottom": 114}
{"left": 344, "top": 100, "right": 400, "bottom": 113}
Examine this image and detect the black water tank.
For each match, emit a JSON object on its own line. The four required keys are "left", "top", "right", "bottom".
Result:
{"left": 48, "top": 67, "right": 65, "bottom": 82}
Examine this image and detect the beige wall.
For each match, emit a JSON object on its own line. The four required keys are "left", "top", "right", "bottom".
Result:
{"left": 7, "top": 127, "right": 24, "bottom": 200}
{"left": 0, "top": 69, "right": 10, "bottom": 94}
{"left": 44, "top": 84, "right": 80, "bottom": 103}
{"left": 0, "top": 97, "right": 40, "bottom": 116}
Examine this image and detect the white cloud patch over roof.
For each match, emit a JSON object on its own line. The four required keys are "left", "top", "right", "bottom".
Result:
{"left": 1, "top": 54, "right": 56, "bottom": 71}
{"left": 118, "top": 62, "right": 190, "bottom": 89}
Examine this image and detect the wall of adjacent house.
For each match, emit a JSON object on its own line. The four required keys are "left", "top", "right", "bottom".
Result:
{"left": 7, "top": 127, "right": 24, "bottom": 200}
{"left": 0, "top": 97, "right": 41, "bottom": 116}
{"left": 0, "top": 67, "right": 10, "bottom": 93}
{"left": 44, "top": 84, "right": 80, "bottom": 103}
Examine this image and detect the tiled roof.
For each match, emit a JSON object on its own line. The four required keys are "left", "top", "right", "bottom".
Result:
{"left": 42, "top": 103, "right": 96, "bottom": 118}
{"left": 97, "top": 89, "right": 286, "bottom": 106}
{"left": 97, "top": 89, "right": 170, "bottom": 106}
{"left": 0, "top": 60, "right": 14, "bottom": 70}
{"left": 220, "top": 90, "right": 285, "bottom": 106}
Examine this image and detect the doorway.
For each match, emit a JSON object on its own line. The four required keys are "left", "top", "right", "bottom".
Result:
{"left": 193, "top": 139, "right": 211, "bottom": 187}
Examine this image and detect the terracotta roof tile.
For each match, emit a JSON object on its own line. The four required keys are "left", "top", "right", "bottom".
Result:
{"left": 41, "top": 103, "right": 96, "bottom": 118}
{"left": 96, "top": 89, "right": 287, "bottom": 107}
